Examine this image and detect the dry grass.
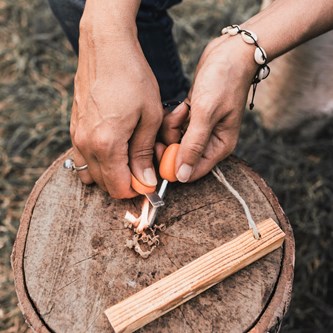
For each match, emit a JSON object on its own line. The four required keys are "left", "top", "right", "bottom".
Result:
{"left": 1, "top": 0, "right": 332, "bottom": 332}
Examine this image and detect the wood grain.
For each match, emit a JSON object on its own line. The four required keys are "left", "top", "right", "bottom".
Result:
{"left": 12, "top": 150, "right": 295, "bottom": 333}
{"left": 105, "top": 218, "right": 285, "bottom": 333}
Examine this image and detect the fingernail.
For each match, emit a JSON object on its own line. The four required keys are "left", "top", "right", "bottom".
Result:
{"left": 170, "top": 102, "right": 184, "bottom": 114}
{"left": 143, "top": 168, "right": 157, "bottom": 186}
{"left": 184, "top": 101, "right": 191, "bottom": 110}
{"left": 176, "top": 164, "right": 193, "bottom": 183}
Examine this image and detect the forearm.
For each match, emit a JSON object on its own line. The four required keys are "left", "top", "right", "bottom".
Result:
{"left": 80, "top": 0, "right": 141, "bottom": 40}
{"left": 77, "top": 0, "right": 145, "bottom": 82}
{"left": 242, "top": 0, "right": 333, "bottom": 61}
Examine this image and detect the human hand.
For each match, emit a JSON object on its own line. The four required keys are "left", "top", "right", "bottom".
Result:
{"left": 70, "top": 20, "right": 163, "bottom": 199}
{"left": 159, "top": 35, "right": 258, "bottom": 182}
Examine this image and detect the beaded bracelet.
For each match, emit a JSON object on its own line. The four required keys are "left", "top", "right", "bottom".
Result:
{"left": 221, "top": 24, "right": 270, "bottom": 110}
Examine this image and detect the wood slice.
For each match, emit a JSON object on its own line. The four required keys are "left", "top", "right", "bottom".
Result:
{"left": 12, "top": 149, "right": 294, "bottom": 333}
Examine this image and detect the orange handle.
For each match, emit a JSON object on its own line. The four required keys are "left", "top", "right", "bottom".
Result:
{"left": 159, "top": 143, "right": 180, "bottom": 182}
{"left": 131, "top": 143, "right": 180, "bottom": 193}
{"left": 131, "top": 174, "right": 156, "bottom": 195}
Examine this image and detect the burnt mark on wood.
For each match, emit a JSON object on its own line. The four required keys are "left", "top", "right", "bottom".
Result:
{"left": 90, "top": 234, "right": 105, "bottom": 250}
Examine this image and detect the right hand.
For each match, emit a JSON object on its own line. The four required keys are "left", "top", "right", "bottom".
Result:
{"left": 70, "top": 17, "right": 163, "bottom": 199}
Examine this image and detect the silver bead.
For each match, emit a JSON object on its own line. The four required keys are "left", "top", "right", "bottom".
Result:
{"left": 63, "top": 158, "right": 74, "bottom": 170}
{"left": 258, "top": 66, "right": 270, "bottom": 80}
{"left": 241, "top": 30, "right": 258, "bottom": 44}
{"left": 254, "top": 47, "right": 267, "bottom": 65}
{"left": 228, "top": 25, "right": 240, "bottom": 36}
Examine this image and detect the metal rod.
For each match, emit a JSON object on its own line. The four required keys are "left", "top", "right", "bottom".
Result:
{"left": 148, "top": 179, "right": 169, "bottom": 227}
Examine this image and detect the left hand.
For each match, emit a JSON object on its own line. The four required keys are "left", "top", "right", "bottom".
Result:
{"left": 158, "top": 35, "right": 259, "bottom": 182}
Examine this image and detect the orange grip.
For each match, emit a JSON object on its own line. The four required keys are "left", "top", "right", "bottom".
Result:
{"left": 131, "top": 174, "right": 156, "bottom": 194}
{"left": 159, "top": 143, "right": 180, "bottom": 182}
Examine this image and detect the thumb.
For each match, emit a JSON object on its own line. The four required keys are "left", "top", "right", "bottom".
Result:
{"left": 129, "top": 108, "right": 163, "bottom": 188}
{"left": 176, "top": 109, "right": 212, "bottom": 183}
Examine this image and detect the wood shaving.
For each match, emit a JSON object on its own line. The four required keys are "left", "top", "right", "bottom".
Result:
{"left": 124, "top": 196, "right": 167, "bottom": 258}
{"left": 124, "top": 214, "right": 166, "bottom": 259}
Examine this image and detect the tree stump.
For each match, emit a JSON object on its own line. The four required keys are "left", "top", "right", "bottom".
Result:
{"left": 12, "top": 150, "right": 294, "bottom": 333}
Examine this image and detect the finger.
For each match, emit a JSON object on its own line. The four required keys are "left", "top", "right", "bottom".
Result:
{"left": 96, "top": 148, "right": 138, "bottom": 199}
{"left": 129, "top": 105, "right": 163, "bottom": 187}
{"left": 101, "top": 164, "right": 137, "bottom": 199}
{"left": 189, "top": 129, "right": 237, "bottom": 181}
{"left": 154, "top": 142, "right": 167, "bottom": 164}
{"left": 88, "top": 124, "right": 138, "bottom": 199}
{"left": 70, "top": 101, "right": 95, "bottom": 185}
{"left": 73, "top": 141, "right": 110, "bottom": 192}
{"left": 175, "top": 105, "right": 213, "bottom": 183}
{"left": 181, "top": 97, "right": 191, "bottom": 133}
{"left": 71, "top": 114, "right": 107, "bottom": 191}
{"left": 160, "top": 102, "right": 190, "bottom": 145}
{"left": 72, "top": 145, "right": 94, "bottom": 184}
{"left": 72, "top": 107, "right": 137, "bottom": 198}
{"left": 187, "top": 115, "right": 241, "bottom": 181}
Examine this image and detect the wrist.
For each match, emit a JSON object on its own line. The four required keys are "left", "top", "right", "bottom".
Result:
{"left": 216, "top": 34, "right": 259, "bottom": 81}
{"left": 220, "top": 25, "right": 271, "bottom": 109}
{"left": 80, "top": 0, "right": 139, "bottom": 42}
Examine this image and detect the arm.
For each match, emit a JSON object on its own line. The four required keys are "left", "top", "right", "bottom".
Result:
{"left": 243, "top": 0, "right": 333, "bottom": 60}
{"left": 161, "top": 0, "right": 333, "bottom": 182}
{"left": 71, "top": 0, "right": 163, "bottom": 198}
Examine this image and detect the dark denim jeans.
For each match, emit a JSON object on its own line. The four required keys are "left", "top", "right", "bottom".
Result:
{"left": 48, "top": 0, "right": 189, "bottom": 100}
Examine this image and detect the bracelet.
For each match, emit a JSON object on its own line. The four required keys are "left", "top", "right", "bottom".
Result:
{"left": 221, "top": 24, "right": 270, "bottom": 110}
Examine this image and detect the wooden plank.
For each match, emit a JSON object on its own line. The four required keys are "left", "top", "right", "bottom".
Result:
{"left": 105, "top": 218, "right": 285, "bottom": 333}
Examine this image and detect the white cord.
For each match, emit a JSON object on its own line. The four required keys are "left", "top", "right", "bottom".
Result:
{"left": 212, "top": 166, "right": 261, "bottom": 239}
